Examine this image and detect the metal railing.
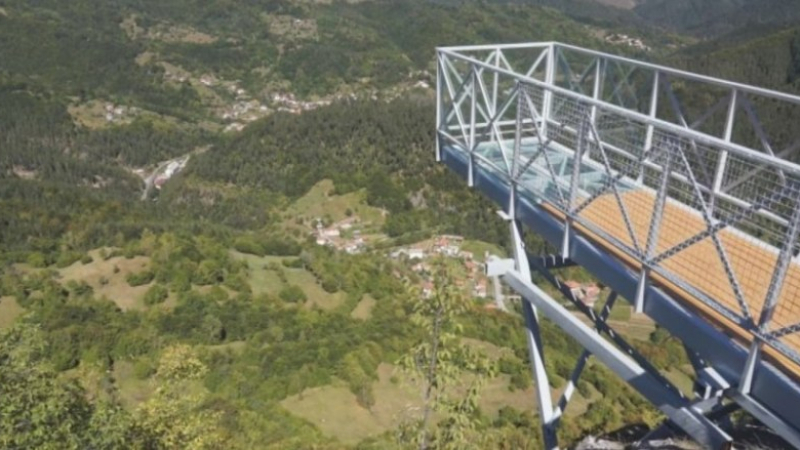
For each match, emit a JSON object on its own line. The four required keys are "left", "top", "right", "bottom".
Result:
{"left": 436, "top": 42, "right": 800, "bottom": 376}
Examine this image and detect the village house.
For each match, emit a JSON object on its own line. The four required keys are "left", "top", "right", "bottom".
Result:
{"left": 565, "top": 280, "right": 584, "bottom": 302}
{"left": 564, "top": 280, "right": 601, "bottom": 308}
{"left": 412, "top": 262, "right": 430, "bottom": 273}
{"left": 422, "top": 281, "right": 434, "bottom": 299}
{"left": 465, "top": 260, "right": 476, "bottom": 272}
{"left": 390, "top": 247, "right": 425, "bottom": 260}
{"left": 583, "top": 285, "right": 600, "bottom": 308}
{"left": 473, "top": 279, "right": 488, "bottom": 298}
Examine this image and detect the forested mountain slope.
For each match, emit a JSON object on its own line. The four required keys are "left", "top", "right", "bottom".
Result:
{"left": 673, "top": 26, "right": 800, "bottom": 91}
{"left": 0, "top": 0, "right": 604, "bottom": 100}
{"left": 634, "top": 0, "right": 800, "bottom": 37}
{"left": 1, "top": 0, "right": 616, "bottom": 258}
{"left": 2, "top": 0, "right": 798, "bottom": 448}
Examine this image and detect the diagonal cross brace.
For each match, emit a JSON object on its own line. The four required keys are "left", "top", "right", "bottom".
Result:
{"left": 722, "top": 140, "right": 800, "bottom": 195}
{"left": 769, "top": 321, "right": 800, "bottom": 340}
{"left": 661, "top": 75, "right": 716, "bottom": 190}
{"left": 519, "top": 88, "right": 570, "bottom": 208}
{"left": 444, "top": 65, "right": 491, "bottom": 131}
{"left": 606, "top": 60, "right": 639, "bottom": 110}
{"left": 552, "top": 292, "right": 619, "bottom": 422}
{"left": 443, "top": 54, "right": 495, "bottom": 128}
{"left": 673, "top": 141, "right": 753, "bottom": 323}
{"left": 740, "top": 94, "right": 788, "bottom": 187}
{"left": 584, "top": 107, "right": 644, "bottom": 254}
{"left": 650, "top": 181, "right": 795, "bottom": 268}
{"left": 471, "top": 65, "right": 514, "bottom": 172}
{"left": 514, "top": 86, "right": 558, "bottom": 178}
{"left": 530, "top": 257, "right": 687, "bottom": 403}
{"left": 504, "top": 271, "right": 733, "bottom": 450}
{"left": 570, "top": 123, "right": 657, "bottom": 219}
{"left": 440, "top": 56, "right": 471, "bottom": 147}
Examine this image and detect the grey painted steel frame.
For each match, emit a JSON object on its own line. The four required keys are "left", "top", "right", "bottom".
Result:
{"left": 437, "top": 42, "right": 800, "bottom": 363}
{"left": 437, "top": 42, "right": 800, "bottom": 448}
{"left": 439, "top": 145, "right": 800, "bottom": 448}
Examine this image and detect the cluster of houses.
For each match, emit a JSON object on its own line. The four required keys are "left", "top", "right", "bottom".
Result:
{"left": 222, "top": 100, "right": 269, "bottom": 131}
{"left": 313, "top": 217, "right": 367, "bottom": 254}
{"left": 389, "top": 235, "right": 490, "bottom": 300}
{"left": 218, "top": 82, "right": 271, "bottom": 131}
{"left": 152, "top": 65, "right": 436, "bottom": 134}
{"left": 604, "top": 33, "right": 651, "bottom": 52}
{"left": 271, "top": 92, "right": 333, "bottom": 114}
{"left": 104, "top": 103, "right": 137, "bottom": 123}
{"left": 220, "top": 91, "right": 336, "bottom": 132}
{"left": 164, "top": 71, "right": 189, "bottom": 84}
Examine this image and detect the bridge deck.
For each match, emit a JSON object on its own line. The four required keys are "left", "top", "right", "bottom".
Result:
{"left": 571, "top": 191, "right": 800, "bottom": 363}
{"left": 464, "top": 139, "right": 800, "bottom": 372}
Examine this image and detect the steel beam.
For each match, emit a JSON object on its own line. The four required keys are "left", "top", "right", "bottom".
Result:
{"left": 503, "top": 271, "right": 733, "bottom": 449}
{"left": 508, "top": 215, "right": 558, "bottom": 449}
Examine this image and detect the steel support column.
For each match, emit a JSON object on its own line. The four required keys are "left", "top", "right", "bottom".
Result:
{"left": 508, "top": 215, "right": 558, "bottom": 449}
{"left": 436, "top": 54, "right": 443, "bottom": 162}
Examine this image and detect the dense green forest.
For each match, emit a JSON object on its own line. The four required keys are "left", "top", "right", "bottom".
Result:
{"left": 2, "top": 0, "right": 800, "bottom": 447}
{"left": 0, "top": 0, "right": 611, "bottom": 100}
{"left": 633, "top": 0, "right": 800, "bottom": 38}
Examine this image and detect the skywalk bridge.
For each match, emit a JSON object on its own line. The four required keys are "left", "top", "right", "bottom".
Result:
{"left": 436, "top": 42, "right": 800, "bottom": 449}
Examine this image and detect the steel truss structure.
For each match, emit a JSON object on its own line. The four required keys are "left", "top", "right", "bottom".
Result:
{"left": 437, "top": 42, "right": 800, "bottom": 449}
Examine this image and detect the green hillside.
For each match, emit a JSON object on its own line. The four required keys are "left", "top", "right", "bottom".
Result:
{"left": 1, "top": 0, "right": 798, "bottom": 448}
{"left": 634, "top": 0, "right": 800, "bottom": 37}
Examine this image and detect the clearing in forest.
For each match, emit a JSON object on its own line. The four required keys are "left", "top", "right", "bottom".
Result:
{"left": 0, "top": 296, "right": 24, "bottom": 328}
{"left": 282, "top": 341, "right": 596, "bottom": 444}
{"left": 231, "top": 251, "right": 345, "bottom": 309}
{"left": 284, "top": 179, "right": 386, "bottom": 230}
{"left": 461, "top": 240, "right": 506, "bottom": 262}
{"left": 350, "top": 294, "right": 376, "bottom": 320}
{"left": 58, "top": 249, "right": 152, "bottom": 311}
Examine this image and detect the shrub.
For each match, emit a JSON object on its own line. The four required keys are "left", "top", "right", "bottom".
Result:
{"left": 233, "top": 236, "right": 265, "bottom": 256}
{"left": 509, "top": 371, "right": 531, "bottom": 391}
{"left": 261, "top": 237, "right": 302, "bottom": 256}
{"left": 133, "top": 358, "right": 155, "bottom": 379}
{"left": 194, "top": 259, "right": 223, "bottom": 286}
{"left": 55, "top": 251, "right": 82, "bottom": 268}
{"left": 281, "top": 258, "right": 304, "bottom": 269}
{"left": 279, "top": 285, "right": 307, "bottom": 303}
{"left": 127, "top": 270, "right": 155, "bottom": 287}
{"left": 26, "top": 252, "right": 48, "bottom": 268}
{"left": 321, "top": 277, "right": 339, "bottom": 294}
{"left": 144, "top": 284, "right": 169, "bottom": 305}
{"left": 223, "top": 274, "right": 251, "bottom": 293}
